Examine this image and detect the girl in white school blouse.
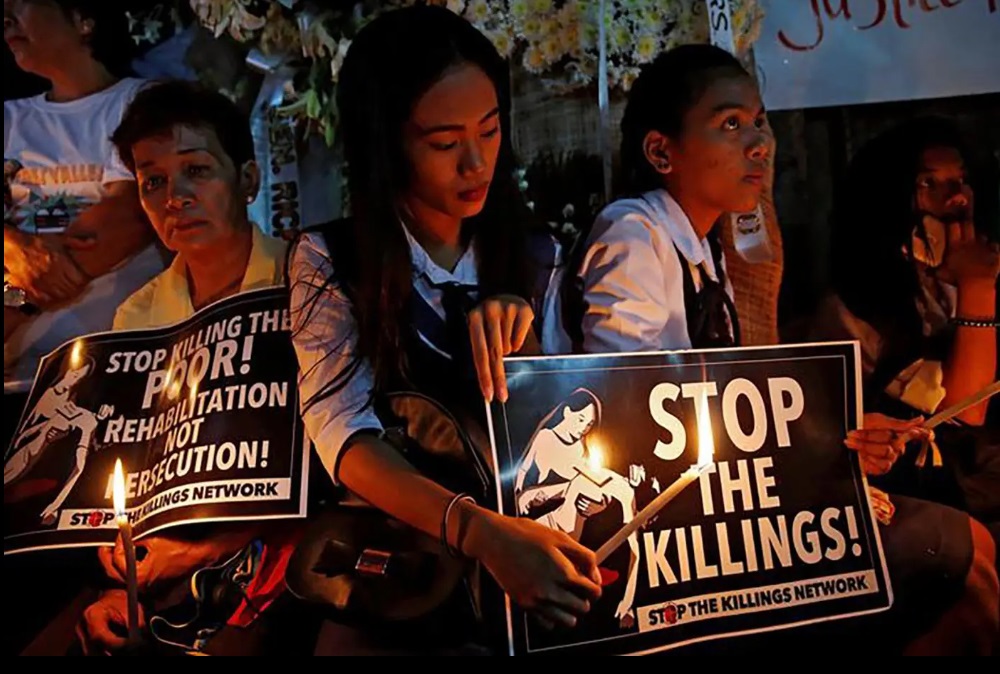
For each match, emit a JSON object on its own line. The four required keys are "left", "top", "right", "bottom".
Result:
{"left": 568, "top": 45, "right": 997, "bottom": 656}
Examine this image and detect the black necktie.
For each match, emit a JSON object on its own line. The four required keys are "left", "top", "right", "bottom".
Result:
{"left": 436, "top": 281, "right": 479, "bottom": 367}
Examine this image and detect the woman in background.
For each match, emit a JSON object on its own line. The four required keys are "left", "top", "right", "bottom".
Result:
{"left": 2, "top": 0, "right": 162, "bottom": 655}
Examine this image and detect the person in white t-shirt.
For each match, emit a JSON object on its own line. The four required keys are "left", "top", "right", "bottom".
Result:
{"left": 3, "top": 0, "right": 164, "bottom": 395}
{"left": 2, "top": 3, "right": 166, "bottom": 655}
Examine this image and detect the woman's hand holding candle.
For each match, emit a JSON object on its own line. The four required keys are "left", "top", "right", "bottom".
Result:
{"left": 846, "top": 413, "right": 932, "bottom": 476}
{"left": 98, "top": 529, "right": 257, "bottom": 594}
{"left": 112, "top": 460, "right": 140, "bottom": 645}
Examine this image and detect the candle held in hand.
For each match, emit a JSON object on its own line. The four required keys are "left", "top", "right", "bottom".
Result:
{"left": 595, "top": 393, "right": 717, "bottom": 565}
{"left": 112, "top": 458, "right": 141, "bottom": 644}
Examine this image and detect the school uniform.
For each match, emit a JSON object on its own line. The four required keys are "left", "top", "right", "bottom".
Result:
{"left": 574, "top": 189, "right": 739, "bottom": 353}
{"left": 572, "top": 188, "right": 975, "bottom": 654}
{"left": 290, "top": 223, "right": 563, "bottom": 653}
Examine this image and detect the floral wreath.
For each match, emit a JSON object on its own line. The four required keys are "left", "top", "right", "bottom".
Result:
{"left": 126, "top": 1, "right": 763, "bottom": 147}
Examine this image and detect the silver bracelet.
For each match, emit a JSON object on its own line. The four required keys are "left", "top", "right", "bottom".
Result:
{"left": 441, "top": 493, "right": 476, "bottom": 559}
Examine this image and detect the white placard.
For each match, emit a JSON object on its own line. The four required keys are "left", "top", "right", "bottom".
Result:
{"left": 754, "top": 0, "right": 999, "bottom": 110}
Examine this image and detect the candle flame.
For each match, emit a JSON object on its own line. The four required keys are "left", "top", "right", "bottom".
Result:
{"left": 113, "top": 458, "right": 127, "bottom": 518}
{"left": 697, "top": 394, "right": 716, "bottom": 468}
{"left": 587, "top": 441, "right": 605, "bottom": 472}
{"left": 69, "top": 340, "right": 84, "bottom": 369}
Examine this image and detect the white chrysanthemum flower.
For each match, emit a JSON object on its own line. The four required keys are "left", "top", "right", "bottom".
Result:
{"left": 490, "top": 30, "right": 515, "bottom": 57}
{"left": 466, "top": 0, "right": 490, "bottom": 22}
{"left": 634, "top": 34, "right": 659, "bottom": 63}
{"left": 559, "top": 21, "right": 581, "bottom": 54}
{"left": 671, "top": 10, "right": 710, "bottom": 46}
{"left": 539, "top": 38, "right": 563, "bottom": 64}
{"left": 556, "top": 0, "right": 582, "bottom": 24}
{"left": 610, "top": 24, "right": 631, "bottom": 52}
{"left": 637, "top": 6, "right": 666, "bottom": 32}
{"left": 528, "top": 0, "right": 554, "bottom": 14}
{"left": 510, "top": 0, "right": 529, "bottom": 20}
{"left": 523, "top": 46, "right": 547, "bottom": 72}
{"left": 522, "top": 17, "right": 543, "bottom": 38}
{"left": 579, "top": 22, "right": 598, "bottom": 51}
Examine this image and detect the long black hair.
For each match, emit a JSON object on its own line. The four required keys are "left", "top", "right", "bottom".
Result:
{"left": 542, "top": 388, "right": 602, "bottom": 433}
{"left": 515, "top": 388, "right": 603, "bottom": 499}
{"left": 563, "top": 45, "right": 749, "bottom": 347}
{"left": 830, "top": 119, "right": 979, "bottom": 337}
{"left": 298, "top": 5, "right": 533, "bottom": 403}
{"left": 619, "top": 44, "right": 750, "bottom": 196}
{"left": 829, "top": 117, "right": 992, "bottom": 392}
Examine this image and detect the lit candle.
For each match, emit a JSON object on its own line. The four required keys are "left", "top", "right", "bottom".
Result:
{"left": 576, "top": 438, "right": 612, "bottom": 486}
{"left": 112, "top": 459, "right": 141, "bottom": 644}
{"left": 69, "top": 340, "right": 84, "bottom": 369}
{"left": 595, "top": 394, "right": 716, "bottom": 565}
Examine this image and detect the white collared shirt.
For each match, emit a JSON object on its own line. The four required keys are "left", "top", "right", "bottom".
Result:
{"left": 576, "top": 189, "right": 734, "bottom": 353}
{"left": 291, "top": 229, "right": 565, "bottom": 485}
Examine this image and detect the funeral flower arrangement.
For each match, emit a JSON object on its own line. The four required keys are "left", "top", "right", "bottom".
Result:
{"left": 122, "top": 0, "right": 763, "bottom": 146}
{"left": 507, "top": 0, "right": 764, "bottom": 93}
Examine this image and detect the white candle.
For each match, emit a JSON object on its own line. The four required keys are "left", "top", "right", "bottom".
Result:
{"left": 112, "top": 459, "right": 140, "bottom": 644}
{"left": 594, "top": 393, "right": 717, "bottom": 565}
{"left": 595, "top": 464, "right": 709, "bottom": 565}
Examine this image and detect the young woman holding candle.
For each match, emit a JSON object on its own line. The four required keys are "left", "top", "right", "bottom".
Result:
{"left": 288, "top": 5, "right": 598, "bottom": 654}
{"left": 565, "top": 45, "right": 998, "bottom": 655}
